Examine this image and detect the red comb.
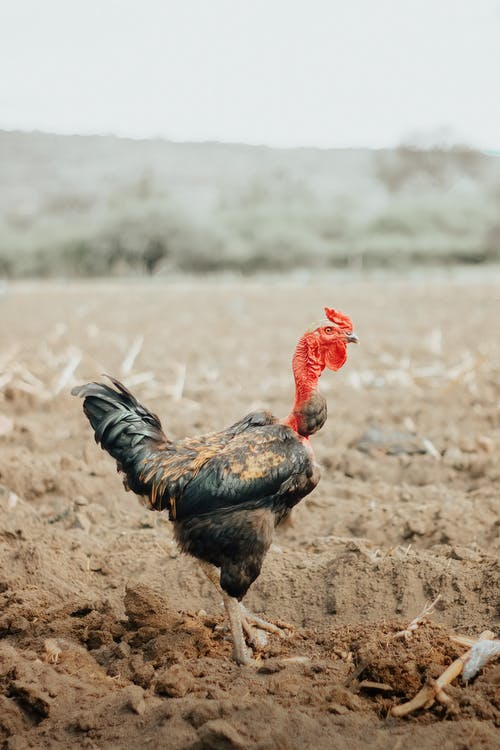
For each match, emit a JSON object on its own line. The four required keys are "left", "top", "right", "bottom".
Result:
{"left": 324, "top": 307, "right": 353, "bottom": 330}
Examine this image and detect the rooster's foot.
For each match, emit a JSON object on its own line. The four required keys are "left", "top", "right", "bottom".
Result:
{"left": 240, "top": 604, "right": 292, "bottom": 649}
{"left": 241, "top": 617, "right": 268, "bottom": 650}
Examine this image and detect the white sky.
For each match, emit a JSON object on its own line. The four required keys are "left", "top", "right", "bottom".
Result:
{"left": 1, "top": 0, "right": 499, "bottom": 149}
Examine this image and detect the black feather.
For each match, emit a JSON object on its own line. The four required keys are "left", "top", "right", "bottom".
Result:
{"left": 72, "top": 377, "right": 168, "bottom": 498}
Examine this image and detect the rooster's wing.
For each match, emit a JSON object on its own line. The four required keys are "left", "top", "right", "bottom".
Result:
{"left": 142, "top": 414, "right": 313, "bottom": 519}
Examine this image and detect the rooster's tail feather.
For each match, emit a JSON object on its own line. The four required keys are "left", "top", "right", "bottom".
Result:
{"left": 72, "top": 375, "right": 168, "bottom": 496}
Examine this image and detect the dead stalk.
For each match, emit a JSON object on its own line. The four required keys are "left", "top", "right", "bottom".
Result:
{"left": 121, "top": 335, "right": 144, "bottom": 375}
{"left": 392, "top": 594, "right": 441, "bottom": 640}
{"left": 391, "top": 630, "right": 495, "bottom": 717}
{"left": 53, "top": 351, "right": 82, "bottom": 395}
{"left": 170, "top": 363, "right": 187, "bottom": 401}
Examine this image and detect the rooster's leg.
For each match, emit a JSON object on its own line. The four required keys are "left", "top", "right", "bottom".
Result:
{"left": 198, "top": 561, "right": 253, "bottom": 664}
{"left": 198, "top": 562, "right": 287, "bottom": 652}
{"left": 222, "top": 592, "right": 252, "bottom": 665}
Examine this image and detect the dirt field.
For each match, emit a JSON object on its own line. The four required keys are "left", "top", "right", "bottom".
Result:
{"left": 0, "top": 274, "right": 499, "bottom": 749}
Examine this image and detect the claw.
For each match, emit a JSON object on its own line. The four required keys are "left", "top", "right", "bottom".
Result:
{"left": 197, "top": 562, "right": 292, "bottom": 665}
{"left": 232, "top": 644, "right": 254, "bottom": 666}
{"left": 240, "top": 604, "right": 293, "bottom": 640}
{"left": 241, "top": 616, "right": 268, "bottom": 650}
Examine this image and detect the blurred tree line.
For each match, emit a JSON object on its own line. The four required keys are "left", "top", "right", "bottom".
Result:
{"left": 1, "top": 132, "right": 499, "bottom": 277}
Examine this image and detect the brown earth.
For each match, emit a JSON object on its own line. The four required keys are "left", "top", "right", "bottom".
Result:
{"left": 0, "top": 274, "right": 499, "bottom": 749}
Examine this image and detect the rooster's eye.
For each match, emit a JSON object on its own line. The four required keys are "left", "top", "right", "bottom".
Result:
{"left": 324, "top": 326, "right": 334, "bottom": 334}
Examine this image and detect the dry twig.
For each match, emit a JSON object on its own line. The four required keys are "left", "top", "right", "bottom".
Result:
{"left": 421, "top": 438, "right": 441, "bottom": 460}
{"left": 392, "top": 595, "right": 441, "bottom": 640}
{"left": 168, "top": 363, "right": 187, "bottom": 401}
{"left": 358, "top": 680, "right": 394, "bottom": 692}
{"left": 391, "top": 630, "right": 495, "bottom": 717}
{"left": 44, "top": 638, "right": 62, "bottom": 664}
{"left": 121, "top": 335, "right": 144, "bottom": 375}
{"left": 53, "top": 350, "right": 82, "bottom": 395}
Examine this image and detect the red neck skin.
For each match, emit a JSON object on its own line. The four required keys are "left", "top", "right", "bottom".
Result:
{"left": 283, "top": 333, "right": 325, "bottom": 435}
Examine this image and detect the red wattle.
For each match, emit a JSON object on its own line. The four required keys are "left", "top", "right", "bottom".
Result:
{"left": 324, "top": 342, "right": 347, "bottom": 371}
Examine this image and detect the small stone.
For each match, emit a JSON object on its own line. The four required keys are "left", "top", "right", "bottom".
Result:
{"left": 129, "top": 626, "right": 159, "bottom": 647}
{"left": 110, "top": 622, "right": 126, "bottom": 639}
{"left": 477, "top": 435, "right": 495, "bottom": 453}
{"left": 74, "top": 495, "right": 89, "bottom": 506}
{"left": 402, "top": 517, "right": 428, "bottom": 538}
{"left": 125, "top": 685, "right": 146, "bottom": 715}
{"left": 114, "top": 641, "right": 131, "bottom": 658}
{"left": 355, "top": 425, "right": 423, "bottom": 455}
{"left": 129, "top": 651, "right": 155, "bottom": 682}
{"left": 155, "top": 664, "right": 195, "bottom": 698}
{"left": 198, "top": 719, "right": 246, "bottom": 750}
{"left": 450, "top": 546, "right": 482, "bottom": 562}
{"left": 257, "top": 659, "right": 284, "bottom": 674}
{"left": 185, "top": 704, "right": 221, "bottom": 729}
{"left": 328, "top": 703, "right": 349, "bottom": 715}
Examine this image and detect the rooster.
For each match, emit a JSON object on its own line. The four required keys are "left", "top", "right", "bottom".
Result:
{"left": 72, "top": 307, "right": 357, "bottom": 664}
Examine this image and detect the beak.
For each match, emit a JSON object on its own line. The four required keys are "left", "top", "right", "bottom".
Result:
{"left": 345, "top": 332, "right": 359, "bottom": 344}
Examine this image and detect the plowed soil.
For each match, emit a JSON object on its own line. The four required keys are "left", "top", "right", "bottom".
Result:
{"left": 0, "top": 275, "right": 499, "bottom": 749}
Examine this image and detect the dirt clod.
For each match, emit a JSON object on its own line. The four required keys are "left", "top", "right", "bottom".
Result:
{"left": 155, "top": 663, "right": 196, "bottom": 697}
{"left": 124, "top": 684, "right": 146, "bottom": 715}
{"left": 198, "top": 719, "right": 246, "bottom": 750}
